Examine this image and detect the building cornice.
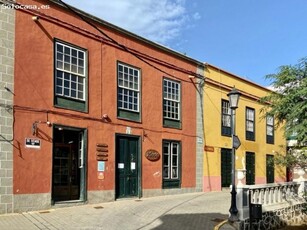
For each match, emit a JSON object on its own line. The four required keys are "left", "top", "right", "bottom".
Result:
{"left": 205, "top": 63, "right": 272, "bottom": 93}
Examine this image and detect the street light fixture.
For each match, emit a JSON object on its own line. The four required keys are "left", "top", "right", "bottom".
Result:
{"left": 227, "top": 87, "right": 241, "bottom": 222}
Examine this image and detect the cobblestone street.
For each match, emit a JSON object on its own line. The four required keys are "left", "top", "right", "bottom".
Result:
{"left": 0, "top": 192, "right": 235, "bottom": 230}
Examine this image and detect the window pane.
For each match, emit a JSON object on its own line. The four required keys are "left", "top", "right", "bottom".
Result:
{"left": 71, "top": 65, "right": 77, "bottom": 73}
{"left": 172, "top": 167, "right": 178, "bottom": 178}
{"left": 55, "top": 42, "right": 86, "bottom": 101}
{"left": 222, "top": 115, "right": 231, "bottom": 127}
{"left": 247, "top": 109, "right": 254, "bottom": 120}
{"left": 163, "top": 154, "right": 169, "bottom": 166}
{"left": 78, "top": 83, "right": 83, "bottom": 91}
{"left": 57, "top": 44, "right": 63, "bottom": 53}
{"left": 117, "top": 63, "right": 140, "bottom": 112}
{"left": 57, "top": 61, "right": 63, "bottom": 69}
{"left": 64, "top": 88, "right": 69, "bottom": 96}
{"left": 56, "top": 86, "right": 62, "bottom": 94}
{"left": 71, "top": 49, "right": 77, "bottom": 57}
{"left": 267, "top": 126, "right": 273, "bottom": 136}
{"left": 247, "top": 121, "right": 254, "bottom": 132}
{"left": 163, "top": 79, "right": 180, "bottom": 120}
{"left": 64, "top": 46, "right": 70, "bottom": 55}
{"left": 71, "top": 82, "right": 76, "bottom": 90}
{"left": 56, "top": 78, "right": 62, "bottom": 86}
{"left": 78, "top": 59, "right": 84, "bottom": 67}
{"left": 163, "top": 141, "right": 180, "bottom": 180}
{"left": 57, "top": 52, "right": 63, "bottom": 61}
{"left": 71, "top": 57, "right": 77, "bottom": 65}
{"left": 64, "top": 80, "right": 69, "bottom": 88}
{"left": 71, "top": 75, "right": 77, "bottom": 82}
{"left": 78, "top": 67, "right": 84, "bottom": 75}
{"left": 267, "top": 116, "right": 274, "bottom": 125}
{"left": 64, "top": 63, "right": 70, "bottom": 71}
{"left": 173, "top": 156, "right": 177, "bottom": 166}
{"left": 163, "top": 167, "right": 169, "bottom": 179}
{"left": 71, "top": 90, "right": 76, "bottom": 98}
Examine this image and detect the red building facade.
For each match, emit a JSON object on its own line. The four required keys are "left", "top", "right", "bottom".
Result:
{"left": 12, "top": 0, "right": 204, "bottom": 212}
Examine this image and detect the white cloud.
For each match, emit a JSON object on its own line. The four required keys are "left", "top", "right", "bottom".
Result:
{"left": 63, "top": 0, "right": 199, "bottom": 45}
{"left": 193, "top": 12, "right": 201, "bottom": 20}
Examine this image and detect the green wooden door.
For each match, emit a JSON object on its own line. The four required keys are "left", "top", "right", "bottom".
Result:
{"left": 221, "top": 148, "right": 232, "bottom": 187}
{"left": 266, "top": 155, "right": 275, "bottom": 183}
{"left": 116, "top": 136, "right": 139, "bottom": 198}
{"left": 246, "top": 152, "right": 255, "bottom": 185}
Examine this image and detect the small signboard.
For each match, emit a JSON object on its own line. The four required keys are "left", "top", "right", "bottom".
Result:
{"left": 145, "top": 149, "right": 160, "bottom": 161}
{"left": 233, "top": 135, "right": 241, "bottom": 149}
{"left": 25, "top": 138, "right": 41, "bottom": 149}
{"left": 204, "top": 145, "right": 214, "bottom": 152}
{"left": 98, "top": 161, "right": 105, "bottom": 172}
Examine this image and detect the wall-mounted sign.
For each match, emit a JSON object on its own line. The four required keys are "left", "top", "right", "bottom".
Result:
{"left": 25, "top": 138, "right": 41, "bottom": 149}
{"left": 204, "top": 145, "right": 214, "bottom": 152}
{"left": 96, "top": 156, "right": 108, "bottom": 161}
{"left": 126, "top": 127, "right": 132, "bottom": 134}
{"left": 96, "top": 143, "right": 109, "bottom": 161}
{"left": 145, "top": 149, "right": 160, "bottom": 161}
{"left": 96, "top": 148, "right": 108, "bottom": 152}
{"left": 98, "top": 161, "right": 105, "bottom": 172}
{"left": 96, "top": 152, "right": 108, "bottom": 157}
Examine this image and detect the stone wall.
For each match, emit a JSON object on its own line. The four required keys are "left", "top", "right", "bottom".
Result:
{"left": 0, "top": 1, "right": 15, "bottom": 214}
{"left": 239, "top": 203, "right": 307, "bottom": 230}
{"left": 195, "top": 65, "right": 204, "bottom": 192}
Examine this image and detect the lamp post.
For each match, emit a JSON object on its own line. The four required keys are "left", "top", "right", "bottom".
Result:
{"left": 227, "top": 87, "right": 241, "bottom": 222}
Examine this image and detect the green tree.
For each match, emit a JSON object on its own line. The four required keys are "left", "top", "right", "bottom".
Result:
{"left": 261, "top": 57, "right": 307, "bottom": 168}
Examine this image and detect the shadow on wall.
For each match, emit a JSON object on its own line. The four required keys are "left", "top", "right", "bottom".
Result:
{"left": 138, "top": 213, "right": 229, "bottom": 230}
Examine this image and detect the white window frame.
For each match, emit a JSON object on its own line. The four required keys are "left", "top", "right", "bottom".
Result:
{"left": 266, "top": 115, "right": 274, "bottom": 136}
{"left": 117, "top": 63, "right": 140, "bottom": 112}
{"left": 163, "top": 78, "right": 181, "bottom": 120}
{"left": 246, "top": 108, "right": 255, "bottom": 132}
{"left": 222, "top": 100, "right": 231, "bottom": 128}
{"left": 163, "top": 141, "right": 179, "bottom": 179}
{"left": 55, "top": 42, "right": 86, "bottom": 101}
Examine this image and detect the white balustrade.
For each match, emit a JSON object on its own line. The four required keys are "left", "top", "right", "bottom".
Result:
{"left": 236, "top": 181, "right": 306, "bottom": 220}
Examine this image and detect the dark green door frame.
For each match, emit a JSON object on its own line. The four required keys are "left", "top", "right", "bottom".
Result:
{"left": 246, "top": 152, "right": 255, "bottom": 185}
{"left": 221, "top": 148, "right": 232, "bottom": 187}
{"left": 52, "top": 125, "right": 87, "bottom": 203}
{"left": 266, "top": 154, "right": 275, "bottom": 183}
{"left": 115, "top": 134, "right": 141, "bottom": 199}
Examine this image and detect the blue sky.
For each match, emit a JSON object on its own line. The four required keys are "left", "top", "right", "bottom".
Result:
{"left": 63, "top": 0, "right": 307, "bottom": 87}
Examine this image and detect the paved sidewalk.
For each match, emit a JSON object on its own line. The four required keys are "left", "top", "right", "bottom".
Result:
{"left": 0, "top": 192, "right": 235, "bottom": 230}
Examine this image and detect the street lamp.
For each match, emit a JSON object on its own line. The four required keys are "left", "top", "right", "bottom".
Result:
{"left": 227, "top": 87, "right": 241, "bottom": 222}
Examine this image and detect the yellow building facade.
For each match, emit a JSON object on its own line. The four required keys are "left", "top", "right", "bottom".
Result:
{"left": 203, "top": 64, "right": 286, "bottom": 192}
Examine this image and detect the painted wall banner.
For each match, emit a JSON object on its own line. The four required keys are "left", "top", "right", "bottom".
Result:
{"left": 145, "top": 149, "right": 160, "bottom": 161}
{"left": 25, "top": 138, "right": 41, "bottom": 149}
